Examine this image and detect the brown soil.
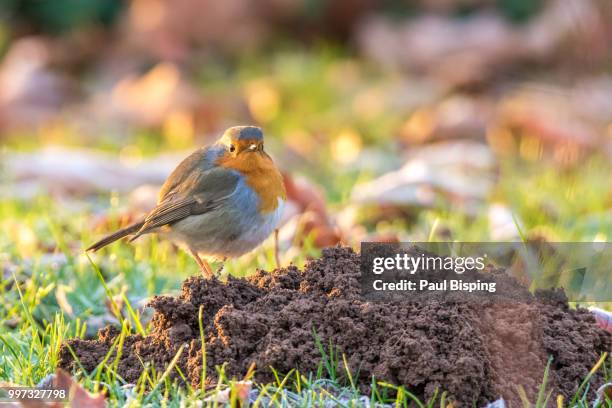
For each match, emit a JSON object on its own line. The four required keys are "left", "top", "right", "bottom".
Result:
{"left": 58, "top": 247, "right": 611, "bottom": 406}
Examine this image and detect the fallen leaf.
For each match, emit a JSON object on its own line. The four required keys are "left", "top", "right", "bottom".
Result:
{"left": 490, "top": 79, "right": 612, "bottom": 166}
{"left": 18, "top": 368, "right": 104, "bottom": 408}
{"left": 279, "top": 174, "right": 343, "bottom": 250}
{"left": 110, "top": 62, "right": 198, "bottom": 127}
{"left": 357, "top": 0, "right": 607, "bottom": 87}
{"left": 590, "top": 307, "right": 612, "bottom": 332}
{"left": 595, "top": 383, "right": 612, "bottom": 405}
{"left": 203, "top": 380, "right": 252, "bottom": 406}
{"left": 5, "top": 147, "right": 180, "bottom": 198}
{"left": 283, "top": 174, "right": 328, "bottom": 221}
{"left": 399, "top": 95, "right": 492, "bottom": 145}
{"left": 297, "top": 211, "right": 343, "bottom": 248}
{"left": 0, "top": 37, "right": 76, "bottom": 132}
{"left": 351, "top": 141, "right": 496, "bottom": 213}
{"left": 482, "top": 398, "right": 506, "bottom": 408}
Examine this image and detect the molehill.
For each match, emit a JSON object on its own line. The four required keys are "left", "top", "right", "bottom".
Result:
{"left": 59, "top": 247, "right": 611, "bottom": 406}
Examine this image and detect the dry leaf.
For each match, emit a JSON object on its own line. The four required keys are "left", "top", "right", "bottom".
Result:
{"left": 399, "top": 95, "right": 492, "bottom": 145}
{"left": 280, "top": 174, "right": 342, "bottom": 249}
{"left": 490, "top": 80, "right": 612, "bottom": 166}
{"left": 18, "top": 369, "right": 104, "bottom": 408}
{"left": 595, "top": 383, "right": 612, "bottom": 405}
{"left": 109, "top": 62, "right": 199, "bottom": 127}
{"left": 357, "top": 0, "right": 606, "bottom": 86}
{"left": 5, "top": 147, "right": 180, "bottom": 198}
{"left": 297, "top": 211, "right": 342, "bottom": 248}
{"left": 283, "top": 174, "right": 328, "bottom": 221}
{"left": 0, "top": 37, "right": 75, "bottom": 132}
{"left": 351, "top": 141, "right": 496, "bottom": 213}
{"left": 203, "top": 380, "right": 252, "bottom": 406}
{"left": 482, "top": 398, "right": 506, "bottom": 408}
{"left": 590, "top": 307, "right": 612, "bottom": 332}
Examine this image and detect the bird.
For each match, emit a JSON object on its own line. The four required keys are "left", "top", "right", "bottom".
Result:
{"left": 87, "top": 126, "right": 286, "bottom": 277}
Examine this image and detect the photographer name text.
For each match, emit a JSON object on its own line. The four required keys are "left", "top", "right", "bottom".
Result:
{"left": 372, "top": 279, "right": 496, "bottom": 293}
{"left": 370, "top": 253, "right": 496, "bottom": 293}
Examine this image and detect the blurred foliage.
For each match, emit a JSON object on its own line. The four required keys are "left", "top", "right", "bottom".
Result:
{"left": 1, "top": 0, "right": 123, "bottom": 33}
{"left": 0, "top": 0, "right": 550, "bottom": 39}
{"left": 497, "top": 0, "right": 544, "bottom": 22}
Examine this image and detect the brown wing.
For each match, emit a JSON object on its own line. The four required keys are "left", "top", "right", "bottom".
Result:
{"left": 130, "top": 166, "right": 240, "bottom": 239}
{"left": 157, "top": 147, "right": 207, "bottom": 202}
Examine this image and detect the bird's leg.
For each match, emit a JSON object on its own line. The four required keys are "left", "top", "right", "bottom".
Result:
{"left": 274, "top": 228, "right": 281, "bottom": 269}
{"left": 216, "top": 257, "right": 228, "bottom": 275}
{"left": 190, "top": 249, "right": 213, "bottom": 278}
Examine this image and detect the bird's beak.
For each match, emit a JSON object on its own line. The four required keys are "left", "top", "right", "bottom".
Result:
{"left": 248, "top": 144, "right": 258, "bottom": 151}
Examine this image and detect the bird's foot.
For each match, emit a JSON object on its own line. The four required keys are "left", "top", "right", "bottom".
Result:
{"left": 200, "top": 263, "right": 213, "bottom": 279}
{"left": 190, "top": 249, "right": 213, "bottom": 279}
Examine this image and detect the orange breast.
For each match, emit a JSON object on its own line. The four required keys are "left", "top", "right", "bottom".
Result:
{"left": 216, "top": 153, "right": 286, "bottom": 213}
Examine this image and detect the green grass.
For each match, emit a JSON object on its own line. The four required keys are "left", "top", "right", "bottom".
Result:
{"left": 2, "top": 154, "right": 611, "bottom": 406}
{"left": 1, "top": 49, "right": 611, "bottom": 406}
{"left": 1, "top": 188, "right": 611, "bottom": 406}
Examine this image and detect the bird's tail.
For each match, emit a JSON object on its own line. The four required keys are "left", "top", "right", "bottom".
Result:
{"left": 86, "top": 220, "right": 145, "bottom": 252}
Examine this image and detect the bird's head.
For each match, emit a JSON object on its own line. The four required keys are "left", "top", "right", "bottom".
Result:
{"left": 218, "top": 126, "right": 266, "bottom": 157}
{"left": 215, "top": 125, "right": 286, "bottom": 205}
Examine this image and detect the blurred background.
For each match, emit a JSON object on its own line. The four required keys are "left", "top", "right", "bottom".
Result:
{"left": 1, "top": 0, "right": 612, "bottom": 327}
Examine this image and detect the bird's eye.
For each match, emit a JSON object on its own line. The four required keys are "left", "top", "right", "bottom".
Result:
{"left": 229, "top": 144, "right": 236, "bottom": 153}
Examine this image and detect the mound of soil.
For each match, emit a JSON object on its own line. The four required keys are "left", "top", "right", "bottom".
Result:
{"left": 59, "top": 247, "right": 611, "bottom": 406}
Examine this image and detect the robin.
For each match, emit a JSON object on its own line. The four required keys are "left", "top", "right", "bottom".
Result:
{"left": 87, "top": 126, "right": 286, "bottom": 277}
